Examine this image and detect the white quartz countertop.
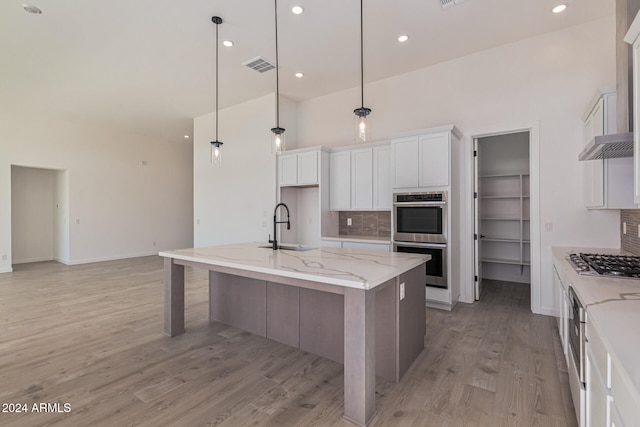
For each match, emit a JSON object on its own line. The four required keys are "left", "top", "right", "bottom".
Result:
{"left": 160, "top": 242, "right": 429, "bottom": 290}
{"left": 552, "top": 246, "right": 640, "bottom": 400}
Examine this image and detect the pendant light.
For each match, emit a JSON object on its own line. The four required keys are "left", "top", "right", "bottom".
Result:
{"left": 271, "top": 0, "right": 286, "bottom": 153}
{"left": 353, "top": 0, "right": 371, "bottom": 143}
{"left": 210, "top": 16, "right": 224, "bottom": 164}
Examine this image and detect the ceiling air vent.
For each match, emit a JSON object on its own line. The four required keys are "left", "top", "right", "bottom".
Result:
{"left": 440, "top": 0, "right": 468, "bottom": 9}
{"left": 242, "top": 56, "right": 276, "bottom": 73}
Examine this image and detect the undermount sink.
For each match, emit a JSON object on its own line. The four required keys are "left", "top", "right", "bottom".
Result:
{"left": 257, "top": 244, "right": 316, "bottom": 252}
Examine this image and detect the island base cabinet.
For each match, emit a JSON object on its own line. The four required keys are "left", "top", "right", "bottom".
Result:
{"left": 207, "top": 270, "right": 425, "bottom": 385}
{"left": 299, "top": 288, "right": 345, "bottom": 364}
{"left": 266, "top": 283, "right": 299, "bottom": 348}
{"left": 209, "top": 272, "right": 267, "bottom": 337}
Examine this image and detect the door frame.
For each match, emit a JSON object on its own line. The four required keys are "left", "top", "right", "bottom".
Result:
{"left": 463, "top": 122, "right": 540, "bottom": 313}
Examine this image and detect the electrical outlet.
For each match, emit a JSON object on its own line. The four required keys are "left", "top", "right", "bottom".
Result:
{"left": 262, "top": 221, "right": 267, "bottom": 228}
{"left": 153, "top": 241, "right": 156, "bottom": 247}
{"left": 75, "top": 219, "right": 80, "bottom": 225}
{"left": 196, "top": 219, "right": 200, "bottom": 225}
{"left": 623, "top": 222, "right": 627, "bottom": 234}
{"left": 1, "top": 254, "right": 7, "bottom": 261}
{"left": 400, "top": 283, "right": 405, "bottom": 300}
{"left": 637, "top": 225, "right": 640, "bottom": 238}
{"left": 347, "top": 218, "right": 352, "bottom": 226}
{"left": 141, "top": 160, "right": 148, "bottom": 166}
{"left": 544, "top": 222, "right": 553, "bottom": 232}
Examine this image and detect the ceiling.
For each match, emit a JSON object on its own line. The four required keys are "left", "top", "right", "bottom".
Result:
{"left": 0, "top": 0, "right": 614, "bottom": 143}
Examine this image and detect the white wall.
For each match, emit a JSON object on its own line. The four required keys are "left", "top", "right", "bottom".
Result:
{"left": 11, "top": 166, "right": 56, "bottom": 264}
{"left": 0, "top": 112, "right": 193, "bottom": 272}
{"left": 193, "top": 94, "right": 297, "bottom": 247}
{"left": 54, "top": 169, "right": 70, "bottom": 263}
{"left": 295, "top": 17, "right": 620, "bottom": 315}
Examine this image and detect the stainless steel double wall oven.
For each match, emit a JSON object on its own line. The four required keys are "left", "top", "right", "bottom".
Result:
{"left": 393, "top": 191, "right": 447, "bottom": 289}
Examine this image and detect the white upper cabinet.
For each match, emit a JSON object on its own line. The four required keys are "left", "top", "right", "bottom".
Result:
{"left": 373, "top": 146, "right": 392, "bottom": 210}
{"left": 297, "top": 151, "right": 319, "bottom": 185}
{"left": 279, "top": 154, "right": 298, "bottom": 186}
{"left": 419, "top": 133, "right": 450, "bottom": 187}
{"left": 330, "top": 151, "right": 351, "bottom": 210}
{"left": 278, "top": 149, "right": 320, "bottom": 187}
{"left": 626, "top": 15, "right": 640, "bottom": 205}
{"left": 329, "top": 142, "right": 391, "bottom": 211}
{"left": 351, "top": 148, "right": 374, "bottom": 210}
{"left": 391, "top": 136, "right": 420, "bottom": 188}
{"left": 391, "top": 130, "right": 451, "bottom": 189}
{"left": 583, "top": 96, "right": 606, "bottom": 208}
{"left": 581, "top": 91, "right": 634, "bottom": 209}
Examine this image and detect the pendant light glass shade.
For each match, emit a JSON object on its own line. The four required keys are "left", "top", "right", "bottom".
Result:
{"left": 211, "top": 16, "right": 224, "bottom": 165}
{"left": 271, "top": 127, "right": 286, "bottom": 153}
{"left": 353, "top": 0, "right": 372, "bottom": 143}
{"left": 271, "top": 0, "right": 286, "bottom": 154}
{"left": 354, "top": 107, "right": 371, "bottom": 143}
{"left": 211, "top": 141, "right": 223, "bottom": 164}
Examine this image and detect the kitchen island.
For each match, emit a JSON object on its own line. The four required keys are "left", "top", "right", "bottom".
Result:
{"left": 159, "top": 242, "right": 429, "bottom": 427}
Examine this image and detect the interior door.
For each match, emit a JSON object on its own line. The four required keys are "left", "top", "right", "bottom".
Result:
{"left": 473, "top": 138, "right": 483, "bottom": 300}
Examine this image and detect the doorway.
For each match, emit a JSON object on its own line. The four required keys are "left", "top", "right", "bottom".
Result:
{"left": 11, "top": 165, "right": 69, "bottom": 265}
{"left": 473, "top": 132, "right": 531, "bottom": 300}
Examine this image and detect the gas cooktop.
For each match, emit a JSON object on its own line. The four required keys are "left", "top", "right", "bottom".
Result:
{"left": 566, "top": 253, "right": 640, "bottom": 279}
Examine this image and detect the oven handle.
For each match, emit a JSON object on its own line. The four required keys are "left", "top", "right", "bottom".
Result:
{"left": 393, "top": 202, "right": 446, "bottom": 207}
{"left": 393, "top": 242, "right": 447, "bottom": 249}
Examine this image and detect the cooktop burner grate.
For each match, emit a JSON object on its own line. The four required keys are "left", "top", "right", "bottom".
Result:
{"left": 567, "top": 252, "right": 640, "bottom": 279}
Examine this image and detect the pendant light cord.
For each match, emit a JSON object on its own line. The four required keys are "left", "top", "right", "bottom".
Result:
{"left": 274, "top": 0, "right": 280, "bottom": 128}
{"left": 360, "top": 0, "right": 364, "bottom": 109}
{"left": 215, "top": 20, "right": 219, "bottom": 141}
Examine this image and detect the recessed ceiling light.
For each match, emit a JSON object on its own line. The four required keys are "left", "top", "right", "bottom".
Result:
{"left": 295, "top": 72, "right": 304, "bottom": 78}
{"left": 23, "top": 4, "right": 42, "bottom": 14}
{"left": 552, "top": 4, "right": 567, "bottom": 13}
{"left": 223, "top": 40, "right": 234, "bottom": 47}
{"left": 292, "top": 6, "right": 304, "bottom": 15}
{"left": 398, "top": 35, "right": 409, "bottom": 43}
{"left": 184, "top": 135, "right": 190, "bottom": 139}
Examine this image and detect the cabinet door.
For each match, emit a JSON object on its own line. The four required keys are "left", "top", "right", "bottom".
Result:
{"left": 330, "top": 151, "right": 351, "bottom": 210}
{"left": 586, "top": 345, "right": 608, "bottom": 427}
{"left": 584, "top": 98, "right": 605, "bottom": 208}
{"left": 298, "top": 151, "right": 319, "bottom": 185}
{"left": 373, "top": 146, "right": 392, "bottom": 210}
{"left": 391, "top": 136, "right": 419, "bottom": 188}
{"left": 279, "top": 154, "right": 298, "bottom": 186}
{"left": 419, "top": 133, "right": 449, "bottom": 187}
{"left": 342, "top": 241, "right": 390, "bottom": 252}
{"left": 351, "top": 148, "right": 373, "bottom": 210}
{"left": 633, "top": 38, "right": 640, "bottom": 204}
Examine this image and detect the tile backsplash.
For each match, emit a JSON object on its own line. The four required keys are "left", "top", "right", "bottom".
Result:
{"left": 621, "top": 210, "right": 640, "bottom": 255}
{"left": 338, "top": 211, "right": 391, "bottom": 239}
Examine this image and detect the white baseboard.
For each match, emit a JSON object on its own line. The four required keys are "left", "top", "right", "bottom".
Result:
{"left": 12, "top": 256, "right": 54, "bottom": 265}
{"left": 0, "top": 267, "right": 13, "bottom": 273}
{"left": 65, "top": 251, "right": 159, "bottom": 265}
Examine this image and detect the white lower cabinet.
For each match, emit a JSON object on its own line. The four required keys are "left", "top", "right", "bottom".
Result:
{"left": 586, "top": 344, "right": 607, "bottom": 427}
{"left": 320, "top": 239, "right": 390, "bottom": 252}
{"left": 319, "top": 239, "right": 343, "bottom": 248}
{"left": 342, "top": 241, "right": 391, "bottom": 252}
{"left": 553, "top": 265, "right": 569, "bottom": 362}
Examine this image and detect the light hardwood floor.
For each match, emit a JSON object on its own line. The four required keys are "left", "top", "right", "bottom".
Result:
{"left": 0, "top": 258, "right": 576, "bottom": 426}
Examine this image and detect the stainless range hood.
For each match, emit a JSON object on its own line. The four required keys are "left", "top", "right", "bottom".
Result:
{"left": 579, "top": 0, "right": 640, "bottom": 161}
{"left": 578, "top": 132, "right": 634, "bottom": 160}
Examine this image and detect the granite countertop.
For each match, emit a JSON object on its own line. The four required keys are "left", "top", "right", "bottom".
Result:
{"left": 552, "top": 246, "right": 640, "bottom": 402}
{"left": 321, "top": 235, "right": 392, "bottom": 244}
{"left": 160, "top": 242, "right": 427, "bottom": 290}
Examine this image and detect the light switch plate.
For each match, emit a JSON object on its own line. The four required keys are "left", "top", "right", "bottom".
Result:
{"left": 347, "top": 218, "right": 352, "bottom": 226}
{"left": 400, "top": 283, "right": 405, "bottom": 300}
{"left": 623, "top": 222, "right": 627, "bottom": 234}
